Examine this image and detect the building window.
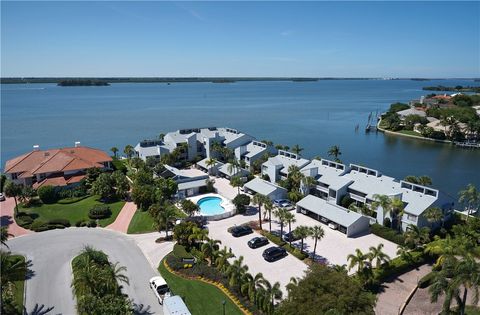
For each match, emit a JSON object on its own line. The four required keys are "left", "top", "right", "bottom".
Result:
{"left": 406, "top": 214, "right": 417, "bottom": 222}
{"left": 11, "top": 173, "right": 18, "bottom": 180}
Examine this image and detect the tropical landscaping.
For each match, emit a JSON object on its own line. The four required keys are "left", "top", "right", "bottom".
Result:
{"left": 0, "top": 249, "right": 27, "bottom": 315}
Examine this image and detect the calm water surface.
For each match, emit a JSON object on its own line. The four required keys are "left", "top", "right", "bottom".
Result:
{"left": 1, "top": 80, "right": 479, "bottom": 196}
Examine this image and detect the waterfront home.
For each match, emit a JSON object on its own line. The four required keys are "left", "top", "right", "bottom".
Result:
{"left": 261, "top": 150, "right": 310, "bottom": 183}
{"left": 243, "top": 177, "right": 287, "bottom": 201}
{"left": 196, "top": 157, "right": 223, "bottom": 175}
{"left": 296, "top": 194, "right": 370, "bottom": 237}
{"left": 135, "top": 127, "right": 254, "bottom": 162}
{"left": 159, "top": 165, "right": 209, "bottom": 198}
{"left": 4, "top": 143, "right": 112, "bottom": 188}
{"left": 397, "top": 107, "right": 427, "bottom": 119}
{"left": 217, "top": 163, "right": 249, "bottom": 180}
{"left": 300, "top": 158, "right": 352, "bottom": 205}
{"left": 234, "top": 140, "right": 277, "bottom": 170}
{"left": 342, "top": 164, "right": 454, "bottom": 231}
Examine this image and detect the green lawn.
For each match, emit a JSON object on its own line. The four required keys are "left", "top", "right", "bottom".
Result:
{"left": 397, "top": 129, "right": 423, "bottom": 137}
{"left": 127, "top": 210, "right": 156, "bottom": 234}
{"left": 158, "top": 259, "right": 243, "bottom": 315}
{"left": 12, "top": 255, "right": 26, "bottom": 314}
{"left": 127, "top": 207, "right": 187, "bottom": 234}
{"left": 19, "top": 195, "right": 125, "bottom": 227}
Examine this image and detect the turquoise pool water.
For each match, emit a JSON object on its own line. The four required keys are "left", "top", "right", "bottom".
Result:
{"left": 197, "top": 197, "right": 225, "bottom": 215}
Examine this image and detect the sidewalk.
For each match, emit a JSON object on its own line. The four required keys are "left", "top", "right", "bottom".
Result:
{"left": 106, "top": 201, "right": 137, "bottom": 233}
{"left": 0, "top": 197, "right": 32, "bottom": 238}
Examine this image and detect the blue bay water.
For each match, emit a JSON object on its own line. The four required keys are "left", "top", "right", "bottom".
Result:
{"left": 1, "top": 79, "right": 479, "bottom": 197}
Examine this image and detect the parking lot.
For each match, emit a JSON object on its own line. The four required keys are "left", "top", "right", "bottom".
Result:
{"left": 262, "top": 210, "right": 398, "bottom": 270}
{"left": 207, "top": 213, "right": 309, "bottom": 293}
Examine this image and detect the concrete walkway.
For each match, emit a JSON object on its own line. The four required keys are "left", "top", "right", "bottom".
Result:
{"left": 375, "top": 264, "right": 432, "bottom": 315}
{"left": 106, "top": 201, "right": 137, "bottom": 233}
{"left": 0, "top": 197, "right": 32, "bottom": 238}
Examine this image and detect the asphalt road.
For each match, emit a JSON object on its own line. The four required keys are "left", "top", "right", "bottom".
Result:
{"left": 8, "top": 228, "right": 163, "bottom": 315}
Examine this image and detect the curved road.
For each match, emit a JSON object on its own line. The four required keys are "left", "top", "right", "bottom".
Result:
{"left": 8, "top": 228, "right": 163, "bottom": 315}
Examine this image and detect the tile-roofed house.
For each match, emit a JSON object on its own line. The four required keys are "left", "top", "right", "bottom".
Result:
{"left": 4, "top": 144, "right": 112, "bottom": 188}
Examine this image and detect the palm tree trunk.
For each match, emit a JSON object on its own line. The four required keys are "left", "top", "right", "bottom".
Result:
{"left": 313, "top": 238, "right": 318, "bottom": 261}
{"left": 280, "top": 223, "right": 284, "bottom": 239}
{"left": 288, "top": 222, "right": 292, "bottom": 246}
{"left": 13, "top": 197, "right": 18, "bottom": 216}
{"left": 258, "top": 205, "right": 262, "bottom": 229}
{"left": 269, "top": 209, "right": 272, "bottom": 232}
{"left": 300, "top": 239, "right": 304, "bottom": 253}
{"left": 460, "top": 287, "right": 468, "bottom": 315}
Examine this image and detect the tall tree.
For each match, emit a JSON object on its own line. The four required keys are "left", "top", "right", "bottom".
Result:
{"left": 291, "top": 144, "right": 304, "bottom": 155}
{"left": 230, "top": 176, "right": 243, "bottom": 195}
{"left": 424, "top": 207, "right": 443, "bottom": 228}
{"left": 327, "top": 145, "right": 342, "bottom": 162}
{"left": 155, "top": 205, "right": 177, "bottom": 239}
{"left": 110, "top": 147, "right": 118, "bottom": 158}
{"left": 205, "top": 158, "right": 217, "bottom": 175}
{"left": 0, "top": 227, "right": 12, "bottom": 248}
{"left": 180, "top": 199, "right": 199, "bottom": 217}
{"left": 404, "top": 224, "right": 430, "bottom": 249}
{"left": 458, "top": 184, "right": 479, "bottom": 221}
{"left": 252, "top": 194, "right": 269, "bottom": 229}
{"left": 4, "top": 181, "right": 22, "bottom": 216}
{"left": 368, "top": 243, "right": 390, "bottom": 268}
{"left": 293, "top": 225, "right": 311, "bottom": 254}
{"left": 310, "top": 225, "right": 325, "bottom": 261}
{"left": 123, "top": 145, "right": 134, "bottom": 160}
{"left": 274, "top": 208, "right": 288, "bottom": 238}
{"left": 284, "top": 211, "right": 296, "bottom": 246}
{"left": 91, "top": 173, "right": 116, "bottom": 201}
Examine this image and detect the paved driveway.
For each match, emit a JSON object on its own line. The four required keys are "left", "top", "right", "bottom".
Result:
{"left": 263, "top": 210, "right": 398, "bottom": 270}
{"left": 7, "top": 228, "right": 164, "bottom": 315}
{"left": 207, "top": 213, "right": 309, "bottom": 293}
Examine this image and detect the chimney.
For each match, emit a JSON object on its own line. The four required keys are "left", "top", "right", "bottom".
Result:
{"left": 74, "top": 141, "right": 81, "bottom": 147}
{"left": 33, "top": 145, "right": 40, "bottom": 151}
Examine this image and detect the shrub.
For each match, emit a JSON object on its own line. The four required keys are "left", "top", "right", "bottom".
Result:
{"left": 340, "top": 195, "right": 354, "bottom": 208}
{"left": 88, "top": 205, "right": 111, "bottom": 219}
{"left": 371, "top": 224, "right": 405, "bottom": 245}
{"left": 232, "top": 194, "right": 251, "bottom": 214}
{"left": 284, "top": 245, "right": 308, "bottom": 260}
{"left": 383, "top": 217, "right": 392, "bottom": 228}
{"left": 37, "top": 185, "right": 58, "bottom": 204}
{"left": 57, "top": 196, "right": 89, "bottom": 204}
{"left": 48, "top": 219, "right": 71, "bottom": 227}
{"left": 75, "top": 220, "right": 85, "bottom": 227}
{"left": 374, "top": 250, "right": 428, "bottom": 282}
{"left": 88, "top": 220, "right": 97, "bottom": 228}
{"left": 260, "top": 230, "right": 286, "bottom": 246}
{"left": 30, "top": 220, "right": 48, "bottom": 232}
{"left": 15, "top": 213, "right": 34, "bottom": 228}
{"left": 173, "top": 244, "right": 194, "bottom": 259}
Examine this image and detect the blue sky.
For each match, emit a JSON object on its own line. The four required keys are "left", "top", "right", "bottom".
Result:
{"left": 1, "top": 1, "right": 479, "bottom": 77}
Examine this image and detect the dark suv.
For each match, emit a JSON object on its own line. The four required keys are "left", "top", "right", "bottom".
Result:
{"left": 230, "top": 226, "right": 253, "bottom": 237}
{"left": 262, "top": 246, "right": 288, "bottom": 262}
{"left": 247, "top": 237, "right": 269, "bottom": 249}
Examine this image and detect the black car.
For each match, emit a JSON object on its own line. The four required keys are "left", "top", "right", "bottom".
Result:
{"left": 282, "top": 232, "right": 299, "bottom": 243}
{"left": 247, "top": 237, "right": 269, "bottom": 249}
{"left": 262, "top": 246, "right": 288, "bottom": 262}
{"left": 230, "top": 225, "right": 253, "bottom": 237}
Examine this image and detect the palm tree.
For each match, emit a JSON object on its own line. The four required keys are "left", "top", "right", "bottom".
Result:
{"left": 123, "top": 144, "right": 134, "bottom": 159}
{"left": 214, "top": 246, "right": 235, "bottom": 273}
{"left": 253, "top": 193, "right": 269, "bottom": 229}
{"left": 4, "top": 181, "right": 22, "bottom": 216}
{"left": 368, "top": 243, "right": 390, "bottom": 268}
{"left": 458, "top": 184, "right": 479, "bottom": 221}
{"left": 286, "top": 276, "right": 299, "bottom": 297}
{"left": 291, "top": 144, "right": 304, "bottom": 155}
{"left": 283, "top": 211, "right": 296, "bottom": 246}
{"left": 372, "top": 194, "right": 392, "bottom": 222}
{"left": 396, "top": 244, "right": 413, "bottom": 262}
{"left": 110, "top": 147, "right": 118, "bottom": 158}
{"left": 155, "top": 205, "right": 177, "bottom": 239}
{"left": 225, "top": 256, "right": 249, "bottom": 288}
{"left": 424, "top": 207, "right": 443, "bottom": 228}
{"left": 273, "top": 208, "right": 288, "bottom": 238}
{"left": 391, "top": 197, "right": 405, "bottom": 231}
{"left": 201, "top": 238, "right": 221, "bottom": 266}
{"left": 300, "top": 176, "right": 317, "bottom": 196}
{"left": 449, "top": 255, "right": 480, "bottom": 315}
{"left": 241, "top": 272, "right": 264, "bottom": 302}
{"left": 327, "top": 145, "right": 342, "bottom": 162}
{"left": 417, "top": 175, "right": 433, "bottom": 186}
{"left": 230, "top": 176, "right": 243, "bottom": 195}
{"left": 310, "top": 225, "right": 325, "bottom": 261}
{"left": 0, "top": 250, "right": 27, "bottom": 287}
{"left": 227, "top": 158, "right": 241, "bottom": 176}
{"left": 1, "top": 226, "right": 12, "bottom": 248}
{"left": 404, "top": 224, "right": 430, "bottom": 249}
{"left": 347, "top": 248, "right": 369, "bottom": 273}
{"left": 188, "top": 226, "right": 208, "bottom": 247}
{"left": 264, "top": 199, "right": 274, "bottom": 232}
{"left": 205, "top": 158, "right": 217, "bottom": 175}
{"left": 109, "top": 261, "right": 130, "bottom": 288}
{"left": 293, "top": 225, "right": 311, "bottom": 253}
{"left": 260, "top": 279, "right": 282, "bottom": 315}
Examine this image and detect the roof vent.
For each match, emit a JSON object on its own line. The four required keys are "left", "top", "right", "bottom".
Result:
{"left": 33, "top": 145, "right": 40, "bottom": 151}
{"left": 74, "top": 141, "right": 81, "bottom": 147}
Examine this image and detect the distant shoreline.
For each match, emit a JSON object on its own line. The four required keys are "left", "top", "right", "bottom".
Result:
{"left": 1, "top": 77, "right": 478, "bottom": 84}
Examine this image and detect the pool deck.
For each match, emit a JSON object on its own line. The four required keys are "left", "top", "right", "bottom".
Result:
{"left": 188, "top": 193, "right": 236, "bottom": 220}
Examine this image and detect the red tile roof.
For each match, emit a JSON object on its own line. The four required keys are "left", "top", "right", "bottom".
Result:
{"left": 33, "top": 174, "right": 86, "bottom": 189}
{"left": 5, "top": 146, "right": 111, "bottom": 177}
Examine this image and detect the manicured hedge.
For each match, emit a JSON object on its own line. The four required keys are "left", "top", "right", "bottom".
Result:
{"left": 37, "top": 185, "right": 58, "bottom": 204}
{"left": 370, "top": 224, "right": 405, "bottom": 245}
{"left": 88, "top": 205, "right": 111, "bottom": 219}
{"left": 374, "top": 250, "right": 428, "bottom": 282}
{"left": 57, "top": 196, "right": 89, "bottom": 204}
{"left": 260, "top": 231, "right": 308, "bottom": 260}
{"left": 48, "top": 219, "right": 71, "bottom": 227}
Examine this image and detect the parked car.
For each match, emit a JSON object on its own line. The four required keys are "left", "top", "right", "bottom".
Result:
{"left": 0, "top": 193, "right": 5, "bottom": 202}
{"left": 229, "top": 225, "right": 253, "bottom": 237}
{"left": 149, "top": 276, "right": 171, "bottom": 304}
{"left": 274, "top": 199, "right": 294, "bottom": 210}
{"left": 262, "top": 246, "right": 288, "bottom": 262}
{"left": 163, "top": 296, "right": 191, "bottom": 315}
{"left": 282, "top": 232, "right": 299, "bottom": 243}
{"left": 328, "top": 223, "right": 338, "bottom": 230}
{"left": 248, "top": 236, "right": 269, "bottom": 249}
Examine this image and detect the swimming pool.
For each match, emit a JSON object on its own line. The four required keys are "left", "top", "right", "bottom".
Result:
{"left": 197, "top": 196, "right": 225, "bottom": 215}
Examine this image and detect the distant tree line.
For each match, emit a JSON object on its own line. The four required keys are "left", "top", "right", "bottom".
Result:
{"left": 423, "top": 85, "right": 480, "bottom": 93}
{"left": 58, "top": 79, "right": 110, "bottom": 86}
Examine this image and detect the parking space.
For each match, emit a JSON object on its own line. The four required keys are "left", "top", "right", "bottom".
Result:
{"left": 262, "top": 210, "right": 398, "bottom": 270}
{"left": 207, "top": 214, "right": 309, "bottom": 293}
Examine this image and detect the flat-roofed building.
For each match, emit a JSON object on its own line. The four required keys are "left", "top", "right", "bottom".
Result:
{"left": 296, "top": 195, "right": 370, "bottom": 237}
{"left": 243, "top": 177, "right": 287, "bottom": 201}
{"left": 234, "top": 140, "right": 277, "bottom": 170}
{"left": 261, "top": 150, "right": 310, "bottom": 183}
